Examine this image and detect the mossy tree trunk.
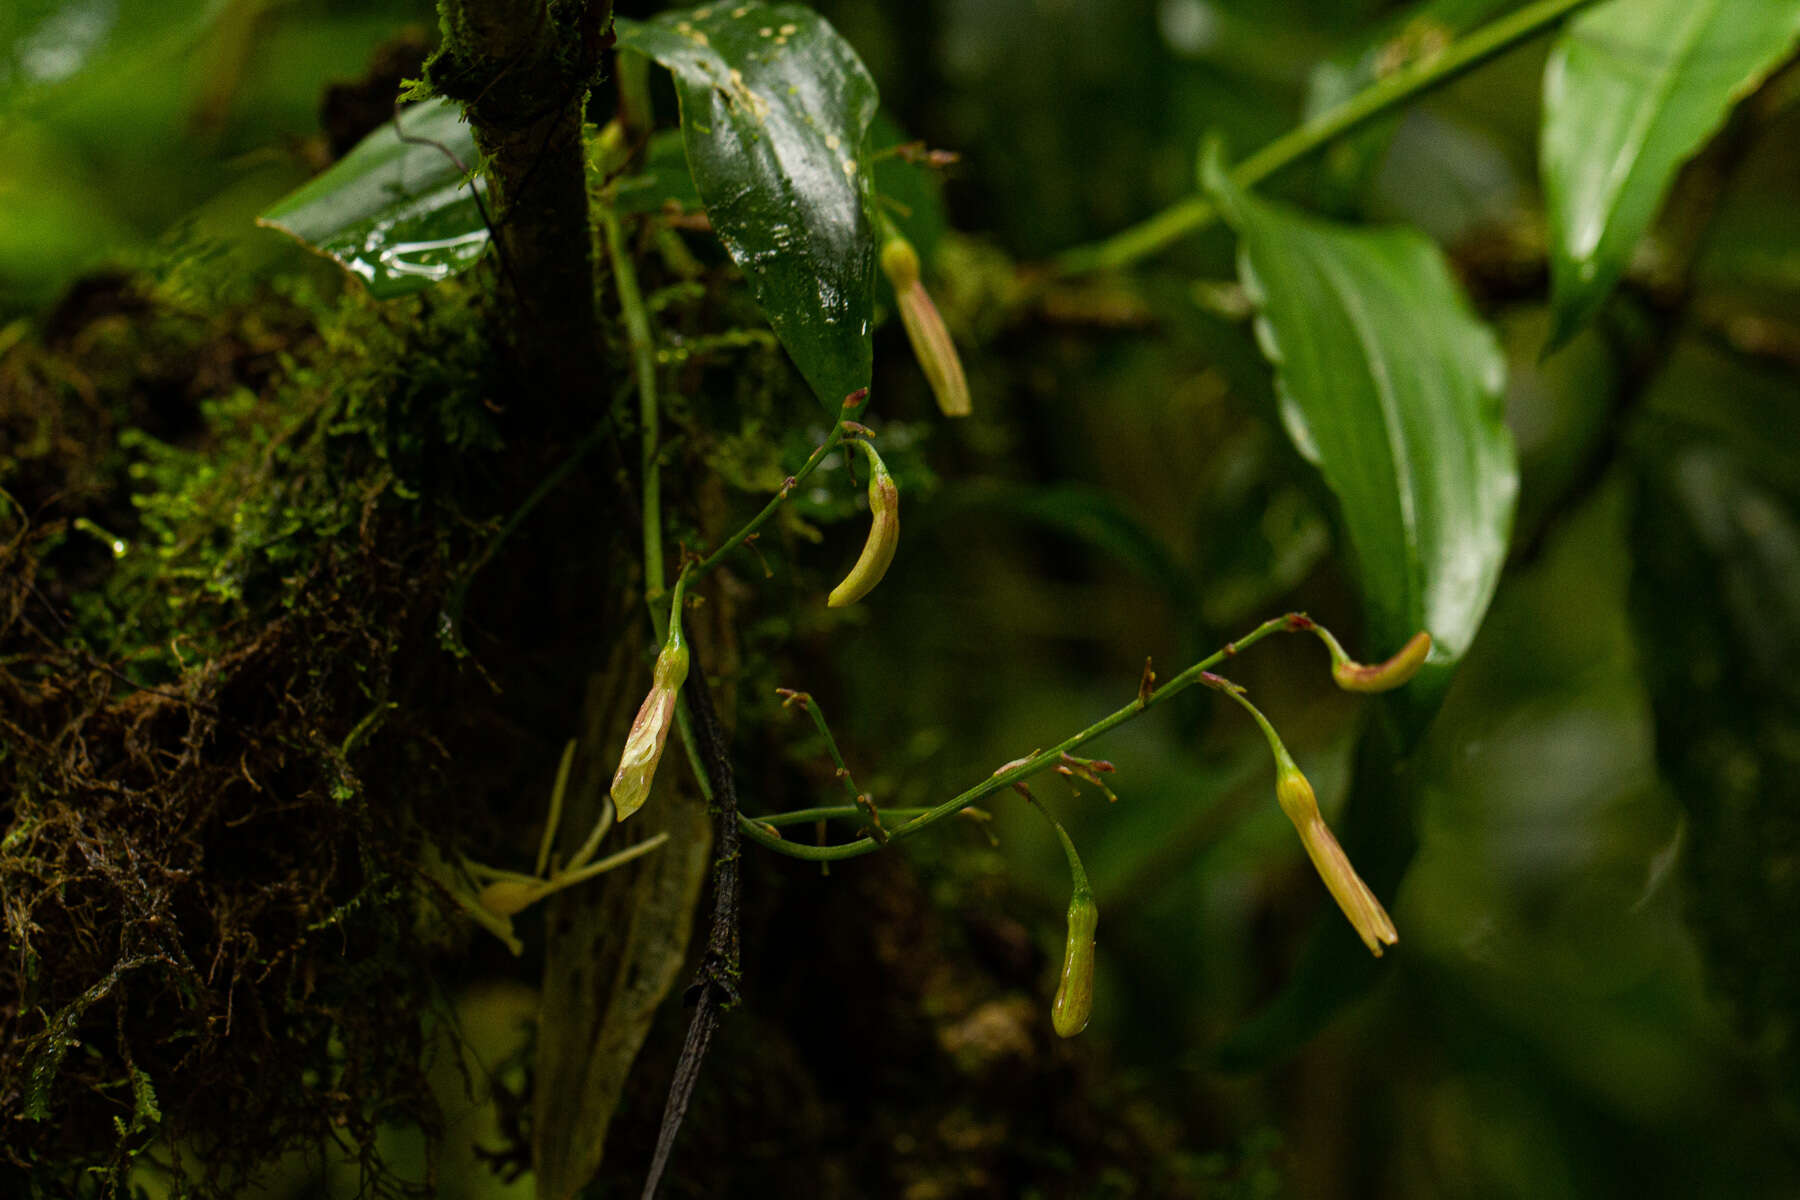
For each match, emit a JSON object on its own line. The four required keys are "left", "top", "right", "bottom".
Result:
{"left": 427, "top": 0, "right": 610, "bottom": 416}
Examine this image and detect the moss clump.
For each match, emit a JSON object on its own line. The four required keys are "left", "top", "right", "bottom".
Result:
{"left": 0, "top": 271, "right": 512, "bottom": 1196}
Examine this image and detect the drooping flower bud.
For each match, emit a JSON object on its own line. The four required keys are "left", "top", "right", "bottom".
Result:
{"left": 881, "top": 233, "right": 971, "bottom": 418}
{"left": 1276, "top": 764, "right": 1397, "bottom": 956}
{"left": 1208, "top": 673, "right": 1399, "bottom": 957}
{"left": 827, "top": 439, "right": 899, "bottom": 608}
{"left": 1302, "top": 620, "right": 1433, "bottom": 693}
{"left": 1053, "top": 886, "right": 1098, "bottom": 1038}
{"left": 611, "top": 624, "right": 689, "bottom": 821}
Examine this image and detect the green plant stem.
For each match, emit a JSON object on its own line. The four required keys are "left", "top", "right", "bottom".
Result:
{"left": 1017, "top": 787, "right": 1091, "bottom": 896}
{"left": 786, "top": 693, "right": 865, "bottom": 804}
{"left": 611, "top": 212, "right": 718, "bottom": 825}
{"left": 1053, "top": 0, "right": 1606, "bottom": 275}
{"left": 686, "top": 395, "right": 866, "bottom": 586}
{"left": 753, "top": 805, "right": 945, "bottom": 828}
{"left": 1207, "top": 676, "right": 1301, "bottom": 776}
{"left": 738, "top": 613, "right": 1306, "bottom": 862}
{"left": 608, "top": 210, "right": 666, "bottom": 600}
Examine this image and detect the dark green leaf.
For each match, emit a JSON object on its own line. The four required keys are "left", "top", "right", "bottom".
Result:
{"left": 1541, "top": 0, "right": 1800, "bottom": 345}
{"left": 616, "top": 4, "right": 880, "bottom": 410}
{"left": 257, "top": 98, "right": 488, "bottom": 299}
{"left": 1205, "top": 144, "right": 1516, "bottom": 718}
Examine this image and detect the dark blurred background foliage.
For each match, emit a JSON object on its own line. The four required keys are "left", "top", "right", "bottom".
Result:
{"left": 3, "top": 0, "right": 1799, "bottom": 1197}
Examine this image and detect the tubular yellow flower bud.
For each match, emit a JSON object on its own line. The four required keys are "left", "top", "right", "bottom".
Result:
{"left": 1332, "top": 630, "right": 1432, "bottom": 693}
{"left": 827, "top": 439, "right": 899, "bottom": 608}
{"left": 1053, "top": 887, "right": 1098, "bottom": 1038}
{"left": 1276, "top": 765, "right": 1398, "bottom": 956}
{"left": 1300, "top": 619, "right": 1433, "bottom": 693}
{"left": 881, "top": 233, "right": 972, "bottom": 418}
{"left": 611, "top": 630, "right": 690, "bottom": 821}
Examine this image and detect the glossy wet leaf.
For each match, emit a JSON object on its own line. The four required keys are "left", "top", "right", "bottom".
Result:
{"left": 616, "top": 4, "right": 879, "bottom": 410}
{"left": 257, "top": 98, "right": 489, "bottom": 299}
{"left": 1541, "top": 0, "right": 1800, "bottom": 346}
{"left": 1206, "top": 147, "right": 1516, "bottom": 718}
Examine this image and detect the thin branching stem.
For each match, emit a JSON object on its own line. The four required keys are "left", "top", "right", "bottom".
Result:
{"left": 739, "top": 613, "right": 1313, "bottom": 861}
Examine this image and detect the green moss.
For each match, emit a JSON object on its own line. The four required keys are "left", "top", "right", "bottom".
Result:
{"left": 0, "top": 269, "right": 510, "bottom": 1196}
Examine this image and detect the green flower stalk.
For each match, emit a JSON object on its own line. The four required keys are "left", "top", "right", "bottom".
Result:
{"left": 827, "top": 438, "right": 899, "bottom": 608}
{"left": 1210, "top": 674, "right": 1398, "bottom": 956}
{"left": 612, "top": 578, "right": 692, "bottom": 821}
{"left": 880, "top": 232, "right": 972, "bottom": 418}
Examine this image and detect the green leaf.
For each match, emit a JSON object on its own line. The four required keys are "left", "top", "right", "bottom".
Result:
{"left": 257, "top": 98, "right": 489, "bottom": 299}
{"left": 1201, "top": 146, "right": 1516, "bottom": 1067}
{"left": 1541, "top": 0, "right": 1800, "bottom": 345}
{"left": 1205, "top": 144, "right": 1516, "bottom": 718}
{"left": 616, "top": 4, "right": 880, "bottom": 410}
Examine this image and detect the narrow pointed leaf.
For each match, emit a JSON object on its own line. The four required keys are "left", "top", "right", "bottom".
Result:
{"left": 1206, "top": 148, "right": 1516, "bottom": 720}
{"left": 258, "top": 98, "right": 488, "bottom": 299}
{"left": 1541, "top": 0, "right": 1800, "bottom": 345}
{"left": 616, "top": 4, "right": 879, "bottom": 410}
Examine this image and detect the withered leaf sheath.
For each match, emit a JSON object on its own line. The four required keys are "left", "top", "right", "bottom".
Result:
{"left": 828, "top": 438, "right": 899, "bottom": 608}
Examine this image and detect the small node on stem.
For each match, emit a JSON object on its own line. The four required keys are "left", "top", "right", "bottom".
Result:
{"left": 1137, "top": 657, "right": 1156, "bottom": 708}
{"left": 854, "top": 793, "right": 889, "bottom": 843}
{"left": 1058, "top": 752, "right": 1119, "bottom": 803}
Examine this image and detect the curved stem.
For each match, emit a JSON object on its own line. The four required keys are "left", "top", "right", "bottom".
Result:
{"left": 1053, "top": 0, "right": 1606, "bottom": 275}
{"left": 753, "top": 805, "right": 944, "bottom": 828}
{"left": 687, "top": 388, "right": 870, "bottom": 586}
{"left": 738, "top": 613, "right": 1307, "bottom": 861}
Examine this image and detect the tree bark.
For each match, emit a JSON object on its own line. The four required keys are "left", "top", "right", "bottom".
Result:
{"left": 428, "top": 0, "right": 609, "bottom": 422}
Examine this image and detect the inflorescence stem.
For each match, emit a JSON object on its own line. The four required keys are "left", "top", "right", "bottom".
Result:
{"left": 739, "top": 612, "right": 1316, "bottom": 861}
